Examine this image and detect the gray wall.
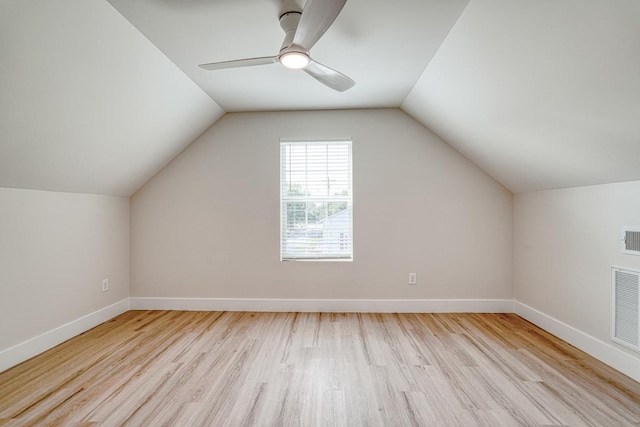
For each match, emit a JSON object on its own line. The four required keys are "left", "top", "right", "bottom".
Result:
{"left": 514, "top": 181, "right": 640, "bottom": 360}
{"left": 0, "top": 187, "right": 129, "bottom": 350}
{"left": 130, "top": 109, "right": 513, "bottom": 300}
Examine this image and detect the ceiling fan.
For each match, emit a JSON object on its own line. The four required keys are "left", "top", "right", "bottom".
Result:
{"left": 199, "top": 0, "right": 355, "bottom": 92}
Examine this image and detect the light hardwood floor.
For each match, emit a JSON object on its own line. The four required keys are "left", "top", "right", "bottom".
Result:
{"left": 1, "top": 311, "right": 639, "bottom": 426}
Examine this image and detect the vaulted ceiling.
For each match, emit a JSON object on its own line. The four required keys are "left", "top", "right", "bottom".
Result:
{"left": 1, "top": 0, "right": 639, "bottom": 196}
{"left": 1, "top": 0, "right": 223, "bottom": 196}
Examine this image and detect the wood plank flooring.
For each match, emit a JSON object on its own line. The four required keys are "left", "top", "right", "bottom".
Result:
{"left": 1, "top": 311, "right": 639, "bottom": 426}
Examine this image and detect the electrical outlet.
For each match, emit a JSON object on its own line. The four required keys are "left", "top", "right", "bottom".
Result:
{"left": 102, "top": 278, "right": 109, "bottom": 292}
{"left": 409, "top": 273, "right": 417, "bottom": 285}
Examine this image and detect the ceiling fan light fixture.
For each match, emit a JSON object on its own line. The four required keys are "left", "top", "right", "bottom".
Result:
{"left": 280, "top": 51, "right": 310, "bottom": 69}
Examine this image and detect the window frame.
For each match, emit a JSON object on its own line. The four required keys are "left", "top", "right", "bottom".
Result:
{"left": 279, "top": 139, "right": 353, "bottom": 262}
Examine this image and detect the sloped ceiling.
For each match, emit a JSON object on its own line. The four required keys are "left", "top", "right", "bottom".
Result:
{"left": 1, "top": 0, "right": 639, "bottom": 196}
{"left": 0, "top": 0, "right": 223, "bottom": 197}
{"left": 403, "top": 0, "right": 640, "bottom": 193}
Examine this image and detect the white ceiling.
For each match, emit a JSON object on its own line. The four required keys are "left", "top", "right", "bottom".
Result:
{"left": 404, "top": 0, "right": 640, "bottom": 193}
{"left": 0, "top": 0, "right": 223, "bottom": 196}
{"left": 106, "top": 0, "right": 470, "bottom": 112}
{"left": 1, "top": 0, "right": 639, "bottom": 196}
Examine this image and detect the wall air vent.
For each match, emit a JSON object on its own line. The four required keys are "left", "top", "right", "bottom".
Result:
{"left": 621, "top": 227, "right": 640, "bottom": 255}
{"left": 611, "top": 267, "right": 640, "bottom": 353}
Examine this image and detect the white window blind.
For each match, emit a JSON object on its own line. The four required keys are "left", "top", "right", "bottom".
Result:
{"left": 280, "top": 140, "right": 353, "bottom": 260}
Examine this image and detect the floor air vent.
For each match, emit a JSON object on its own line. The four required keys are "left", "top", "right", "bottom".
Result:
{"left": 611, "top": 267, "right": 640, "bottom": 352}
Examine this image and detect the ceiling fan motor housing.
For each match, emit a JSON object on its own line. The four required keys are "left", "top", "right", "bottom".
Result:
{"left": 278, "top": 11, "right": 309, "bottom": 68}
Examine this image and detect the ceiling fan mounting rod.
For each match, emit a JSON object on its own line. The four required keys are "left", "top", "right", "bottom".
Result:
{"left": 279, "top": 11, "right": 302, "bottom": 51}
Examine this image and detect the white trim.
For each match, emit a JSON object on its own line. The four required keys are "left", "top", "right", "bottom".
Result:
{"left": 514, "top": 301, "right": 640, "bottom": 383}
{"left": 4, "top": 297, "right": 637, "bottom": 384}
{"left": 129, "top": 297, "right": 514, "bottom": 313}
{"left": 0, "top": 299, "right": 130, "bottom": 373}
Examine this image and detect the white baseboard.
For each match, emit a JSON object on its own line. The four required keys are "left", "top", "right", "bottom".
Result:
{"left": 129, "top": 297, "right": 514, "bottom": 313}
{"left": 0, "top": 299, "right": 130, "bottom": 373}
{"left": 514, "top": 301, "right": 640, "bottom": 383}
{"left": 4, "top": 298, "right": 637, "bottom": 385}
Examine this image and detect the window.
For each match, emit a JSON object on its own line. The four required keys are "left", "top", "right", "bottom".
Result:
{"left": 280, "top": 140, "right": 353, "bottom": 260}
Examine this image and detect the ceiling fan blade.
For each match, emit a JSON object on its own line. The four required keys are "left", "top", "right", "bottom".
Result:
{"left": 303, "top": 60, "right": 355, "bottom": 92}
{"left": 293, "top": 0, "right": 347, "bottom": 51}
{"left": 199, "top": 56, "right": 278, "bottom": 71}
